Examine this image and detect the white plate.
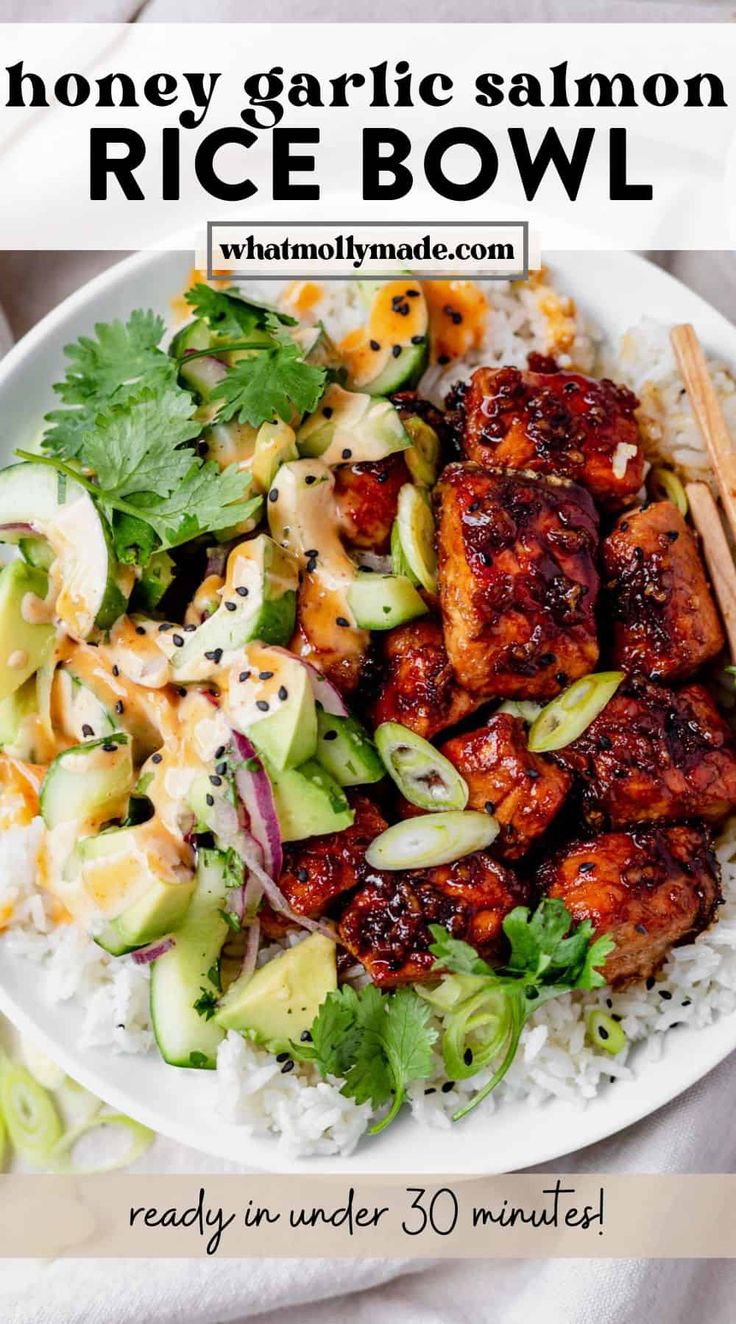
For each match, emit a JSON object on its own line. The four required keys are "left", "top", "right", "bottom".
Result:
{"left": 0, "top": 248, "right": 735, "bottom": 1174}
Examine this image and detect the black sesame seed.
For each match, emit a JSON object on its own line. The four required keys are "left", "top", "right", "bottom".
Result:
{"left": 184, "top": 623, "right": 196, "bottom": 633}
{"left": 438, "top": 355, "right": 450, "bottom": 366}
{"left": 634, "top": 923, "right": 647, "bottom": 935}
{"left": 484, "top": 800, "right": 495, "bottom": 814}
{"left": 406, "top": 288, "right": 420, "bottom": 297}
{"left": 463, "top": 1048, "right": 473, "bottom": 1066}
{"left": 172, "top": 634, "right": 184, "bottom": 648}
{"left": 305, "top": 475, "right": 316, "bottom": 485}
{"left": 239, "top": 670, "right": 251, "bottom": 683}
{"left": 526, "top": 768, "right": 540, "bottom": 781}
{"left": 215, "top": 745, "right": 226, "bottom": 759}
{"left": 323, "top": 730, "right": 338, "bottom": 741}
{"left": 158, "top": 622, "right": 172, "bottom": 632}
{"left": 256, "top": 700, "right": 270, "bottom": 712}
{"left": 176, "top": 687, "right": 187, "bottom": 697}
{"left": 341, "top": 448, "right": 352, "bottom": 460}
{"left": 115, "top": 701, "right": 124, "bottom": 715}
{"left": 269, "top": 489, "right": 279, "bottom": 503}
{"left": 306, "top": 559, "right": 317, "bottom": 573}
{"left": 112, "top": 664, "right": 120, "bottom": 677}
{"left": 206, "top": 793, "right": 215, "bottom": 807}
{"left": 659, "top": 989, "right": 672, "bottom": 1000}
{"left": 598, "top": 1025, "right": 610, "bottom": 1041}
{"left": 296, "top": 868, "right": 309, "bottom": 883}
{"left": 392, "top": 345, "right": 402, "bottom": 358}
{"left": 210, "top": 774, "right": 222, "bottom": 787}
{"left": 304, "top": 551, "right": 319, "bottom": 560}
{"left": 579, "top": 861, "right": 595, "bottom": 873}
{"left": 82, "top": 724, "right": 94, "bottom": 738}
{"left": 224, "top": 601, "right": 237, "bottom": 612}
{"left": 280, "top": 1059, "right": 295, "bottom": 1074}
{"left": 370, "top": 339, "right": 381, "bottom": 351}
{"left": 236, "top": 586, "right": 249, "bottom": 597}
{"left": 336, "top": 616, "right": 349, "bottom": 628}
{"left": 322, "top": 406, "right": 334, "bottom": 419}
{"left": 424, "top": 1087, "right": 436, "bottom": 1095}
{"left": 259, "top": 670, "right": 274, "bottom": 680}
{"left": 468, "top": 501, "right": 480, "bottom": 513}
{"left": 646, "top": 976, "right": 655, "bottom": 991}
{"left": 135, "top": 625, "right": 146, "bottom": 636}
{"left": 411, "top": 334, "right": 426, "bottom": 345}
{"left": 300, "top": 1029, "right": 312, "bottom": 1042}
{"left": 276, "top": 1051, "right": 290, "bottom": 1063}
{"left": 102, "top": 742, "right": 117, "bottom": 753}
{"left": 216, "top": 761, "right": 228, "bottom": 775}
{"left": 278, "top": 686, "right": 288, "bottom": 701}
{"left": 151, "top": 752, "right": 162, "bottom": 764}
{"left": 441, "top": 1080, "right": 455, "bottom": 1094}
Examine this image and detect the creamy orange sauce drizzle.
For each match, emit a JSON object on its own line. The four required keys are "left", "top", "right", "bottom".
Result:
{"left": 423, "top": 279, "right": 489, "bottom": 364}
{"left": 339, "top": 279, "right": 426, "bottom": 386}
{"left": 284, "top": 280, "right": 324, "bottom": 318}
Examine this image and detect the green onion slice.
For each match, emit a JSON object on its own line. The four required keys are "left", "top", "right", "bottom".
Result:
{"left": 394, "top": 484, "right": 437, "bottom": 594}
{"left": 647, "top": 467, "right": 688, "bottom": 516}
{"left": 420, "top": 976, "right": 511, "bottom": 1081}
{"left": 404, "top": 415, "right": 440, "bottom": 488}
{"left": 527, "top": 672, "right": 624, "bottom": 753}
{"left": 586, "top": 1009, "right": 627, "bottom": 1056}
{"left": 0, "top": 1056, "right": 63, "bottom": 1163}
{"left": 50, "top": 1112, "right": 154, "bottom": 1174}
{"left": 496, "top": 700, "right": 543, "bottom": 724}
{"left": 365, "top": 810, "right": 498, "bottom": 871}
{"left": 375, "top": 721, "right": 468, "bottom": 812}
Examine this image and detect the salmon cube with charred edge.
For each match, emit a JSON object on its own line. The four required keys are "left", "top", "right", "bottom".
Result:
{"left": 540, "top": 823, "right": 722, "bottom": 986}
{"left": 370, "top": 617, "right": 486, "bottom": 740}
{"left": 334, "top": 453, "right": 409, "bottom": 554}
{"left": 439, "top": 713, "right": 573, "bottom": 859}
{"left": 555, "top": 675, "right": 736, "bottom": 830}
{"left": 461, "top": 364, "right": 644, "bottom": 511}
{"left": 260, "top": 795, "right": 388, "bottom": 939}
{"left": 602, "top": 500, "right": 724, "bottom": 682}
{"left": 434, "top": 463, "right": 600, "bottom": 699}
{"left": 337, "top": 853, "right": 531, "bottom": 986}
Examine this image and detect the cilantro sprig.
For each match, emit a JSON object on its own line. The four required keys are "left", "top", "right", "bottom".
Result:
{"left": 185, "top": 284, "right": 296, "bottom": 339}
{"left": 293, "top": 901, "right": 614, "bottom": 1135}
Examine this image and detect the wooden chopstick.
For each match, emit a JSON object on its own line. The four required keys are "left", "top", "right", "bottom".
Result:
{"left": 686, "top": 481, "right": 736, "bottom": 662}
{"left": 671, "top": 323, "right": 736, "bottom": 546}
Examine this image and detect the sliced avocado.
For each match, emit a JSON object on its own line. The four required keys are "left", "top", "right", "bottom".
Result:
{"left": 150, "top": 848, "right": 232, "bottom": 1069}
{"left": 0, "top": 561, "right": 55, "bottom": 702}
{"left": 0, "top": 678, "right": 39, "bottom": 758}
{"left": 341, "top": 280, "right": 428, "bottom": 394}
{"left": 131, "top": 550, "right": 176, "bottom": 613}
{"left": 251, "top": 420, "right": 298, "bottom": 493}
{"left": 204, "top": 419, "right": 259, "bottom": 469}
{"left": 40, "top": 733, "right": 134, "bottom": 830}
{"left": 268, "top": 758, "right": 353, "bottom": 842}
{"left": 316, "top": 705, "right": 384, "bottom": 787}
{"left": 347, "top": 570, "right": 427, "bottom": 631}
{"left": 161, "top": 535, "right": 299, "bottom": 683}
{"left": 228, "top": 647, "right": 317, "bottom": 771}
{"left": 214, "top": 933, "right": 337, "bottom": 1048}
{"left": 76, "top": 825, "right": 196, "bottom": 955}
{"left": 296, "top": 384, "right": 410, "bottom": 465}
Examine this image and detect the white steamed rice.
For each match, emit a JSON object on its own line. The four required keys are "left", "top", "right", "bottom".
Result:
{"left": 3, "top": 272, "right": 736, "bottom": 1157}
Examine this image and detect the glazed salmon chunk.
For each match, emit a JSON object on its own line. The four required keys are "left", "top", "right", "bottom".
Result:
{"left": 440, "top": 712, "right": 572, "bottom": 859}
{"left": 556, "top": 675, "right": 736, "bottom": 829}
{"left": 434, "top": 463, "right": 600, "bottom": 698}
{"left": 540, "top": 823, "right": 722, "bottom": 986}
{"left": 334, "top": 453, "right": 408, "bottom": 553}
{"left": 461, "top": 363, "right": 644, "bottom": 510}
{"left": 338, "top": 852, "right": 531, "bottom": 986}
{"left": 371, "top": 617, "right": 485, "bottom": 739}
{"left": 602, "top": 499, "right": 724, "bottom": 682}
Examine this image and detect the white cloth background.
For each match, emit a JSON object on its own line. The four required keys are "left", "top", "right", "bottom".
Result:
{"left": 1, "top": 3, "right": 736, "bottom": 1322}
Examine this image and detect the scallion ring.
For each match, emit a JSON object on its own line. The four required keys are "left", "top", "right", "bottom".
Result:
{"left": 375, "top": 722, "right": 468, "bottom": 812}
{"left": 647, "top": 467, "right": 688, "bottom": 516}
{"left": 50, "top": 1112, "right": 155, "bottom": 1174}
{"left": 365, "top": 810, "right": 497, "bottom": 871}
{"left": 0, "top": 1056, "right": 63, "bottom": 1163}
{"left": 586, "top": 1009, "right": 627, "bottom": 1056}
{"left": 528, "top": 672, "right": 624, "bottom": 753}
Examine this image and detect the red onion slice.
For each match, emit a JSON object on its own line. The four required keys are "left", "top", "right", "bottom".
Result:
{"left": 131, "top": 936, "right": 174, "bottom": 965}
{"left": 240, "top": 917, "right": 261, "bottom": 981}
{"left": 269, "top": 646, "right": 348, "bottom": 717}
{"left": 232, "top": 731, "right": 283, "bottom": 879}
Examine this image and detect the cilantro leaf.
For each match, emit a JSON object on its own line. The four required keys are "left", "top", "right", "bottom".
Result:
{"left": 296, "top": 985, "right": 363, "bottom": 1079}
{"left": 193, "top": 988, "right": 219, "bottom": 1021}
{"left": 134, "top": 460, "right": 259, "bottom": 550}
{"left": 82, "top": 388, "right": 201, "bottom": 500}
{"left": 577, "top": 933, "right": 617, "bottom": 990}
{"left": 428, "top": 924, "right": 493, "bottom": 977}
{"left": 185, "top": 284, "right": 296, "bottom": 339}
{"left": 212, "top": 343, "right": 326, "bottom": 428}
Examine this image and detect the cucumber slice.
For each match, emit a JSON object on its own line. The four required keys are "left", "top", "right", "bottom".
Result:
{"left": 365, "top": 811, "right": 499, "bottom": 870}
{"left": 393, "top": 485, "right": 437, "bottom": 594}
{"left": 347, "top": 570, "right": 427, "bottom": 631}
{"left": 162, "top": 535, "right": 298, "bottom": 683}
{"left": 316, "top": 705, "right": 384, "bottom": 787}
{"left": 375, "top": 721, "right": 468, "bottom": 810}
{"left": 0, "top": 561, "right": 55, "bottom": 701}
{"left": 0, "top": 463, "right": 126, "bottom": 638}
{"left": 296, "top": 384, "right": 410, "bottom": 465}
{"left": 251, "top": 421, "right": 298, "bottom": 493}
{"left": 342, "top": 280, "right": 429, "bottom": 394}
{"left": 403, "top": 415, "right": 441, "bottom": 488}
{"left": 40, "top": 733, "right": 133, "bottom": 829}
{"left": 131, "top": 551, "right": 175, "bottom": 613}
{"left": 215, "top": 933, "right": 337, "bottom": 1048}
{"left": 150, "top": 849, "right": 232, "bottom": 1069}
{"left": 53, "top": 669, "right": 116, "bottom": 744}
{"left": 169, "top": 317, "right": 212, "bottom": 360}
{"left": 19, "top": 536, "right": 54, "bottom": 571}
{"left": 0, "top": 678, "right": 38, "bottom": 758}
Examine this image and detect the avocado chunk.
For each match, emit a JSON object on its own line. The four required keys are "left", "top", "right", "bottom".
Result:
{"left": 341, "top": 280, "right": 429, "bottom": 394}
{"left": 297, "top": 384, "right": 410, "bottom": 465}
{"left": 316, "top": 705, "right": 384, "bottom": 787}
{"left": 161, "top": 535, "right": 299, "bottom": 683}
{"left": 0, "top": 678, "right": 39, "bottom": 758}
{"left": 215, "top": 933, "right": 337, "bottom": 1048}
{"left": 40, "top": 733, "right": 134, "bottom": 830}
{"left": 75, "top": 824, "right": 196, "bottom": 955}
{"left": 226, "top": 645, "right": 317, "bottom": 771}
{"left": 251, "top": 420, "right": 298, "bottom": 493}
{"left": 268, "top": 758, "right": 354, "bottom": 841}
{"left": 347, "top": 570, "right": 427, "bottom": 631}
{"left": 0, "top": 561, "right": 55, "bottom": 702}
